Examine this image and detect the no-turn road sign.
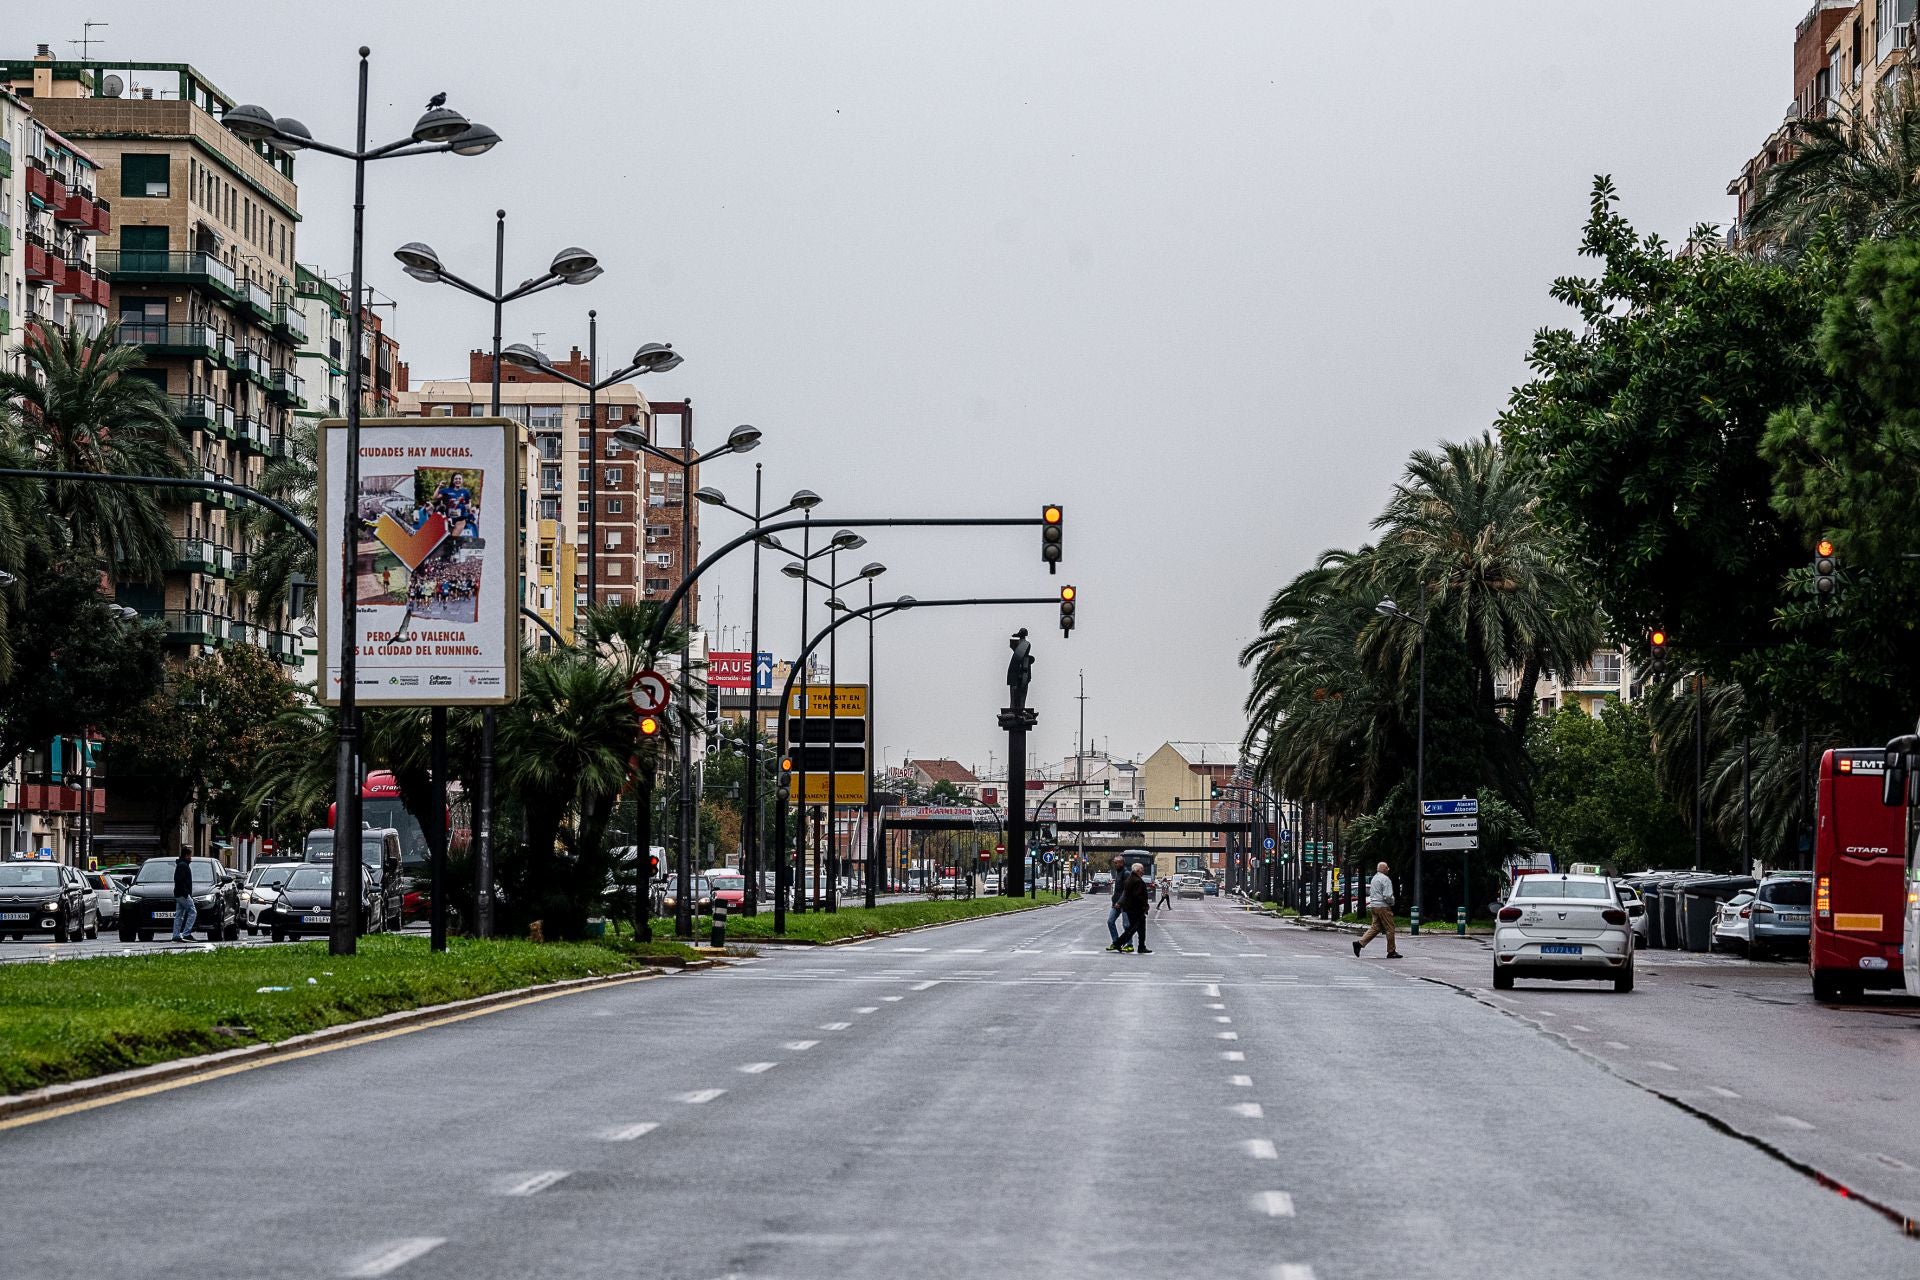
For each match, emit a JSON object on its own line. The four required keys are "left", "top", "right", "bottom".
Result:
{"left": 629, "top": 669, "right": 671, "bottom": 715}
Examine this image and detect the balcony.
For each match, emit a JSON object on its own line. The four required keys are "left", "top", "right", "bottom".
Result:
{"left": 267, "top": 631, "right": 301, "bottom": 664}
{"left": 161, "top": 610, "right": 223, "bottom": 646}
{"left": 235, "top": 344, "right": 271, "bottom": 386}
{"left": 198, "top": 464, "right": 241, "bottom": 509}
{"left": 18, "top": 784, "right": 105, "bottom": 815}
{"left": 54, "top": 190, "right": 104, "bottom": 230}
{"left": 55, "top": 262, "right": 109, "bottom": 306}
{"left": 174, "top": 536, "right": 233, "bottom": 578}
{"left": 209, "top": 401, "right": 237, "bottom": 441}
{"left": 1564, "top": 658, "right": 1625, "bottom": 692}
{"left": 24, "top": 242, "right": 64, "bottom": 286}
{"left": 25, "top": 162, "right": 65, "bottom": 208}
{"left": 242, "top": 279, "right": 274, "bottom": 323}
{"left": 269, "top": 367, "right": 305, "bottom": 406}
{"left": 273, "top": 294, "right": 309, "bottom": 344}
{"left": 169, "top": 393, "right": 216, "bottom": 428}
{"left": 121, "top": 321, "right": 222, "bottom": 361}
{"left": 237, "top": 415, "right": 272, "bottom": 454}
{"left": 0, "top": 224, "right": 10, "bottom": 257}
{"left": 0, "top": 138, "right": 10, "bottom": 178}
{"left": 216, "top": 332, "right": 237, "bottom": 367}
{"left": 96, "top": 249, "right": 238, "bottom": 299}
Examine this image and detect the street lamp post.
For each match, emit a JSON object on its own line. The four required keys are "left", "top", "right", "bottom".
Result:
{"left": 1376, "top": 598, "right": 1428, "bottom": 935}
{"left": 393, "top": 214, "right": 600, "bottom": 946}
{"left": 777, "top": 529, "right": 862, "bottom": 913}
{"left": 693, "top": 481, "right": 823, "bottom": 915}
{"left": 223, "top": 51, "right": 500, "bottom": 957}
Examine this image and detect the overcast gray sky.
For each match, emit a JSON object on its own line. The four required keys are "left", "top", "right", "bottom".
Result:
{"left": 20, "top": 1, "right": 1805, "bottom": 774}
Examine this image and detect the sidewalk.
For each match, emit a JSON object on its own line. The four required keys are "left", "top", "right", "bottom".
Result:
{"left": 1234, "top": 897, "right": 1493, "bottom": 938}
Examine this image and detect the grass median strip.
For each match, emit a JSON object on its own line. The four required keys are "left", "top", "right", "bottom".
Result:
{"left": 0, "top": 934, "right": 697, "bottom": 1096}
{"left": 713, "top": 893, "right": 1063, "bottom": 944}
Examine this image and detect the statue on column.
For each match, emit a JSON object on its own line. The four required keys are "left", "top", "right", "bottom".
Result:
{"left": 1007, "top": 627, "right": 1034, "bottom": 712}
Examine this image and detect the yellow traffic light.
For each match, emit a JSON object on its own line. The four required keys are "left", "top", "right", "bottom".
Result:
{"left": 1041, "top": 505, "right": 1064, "bottom": 572}
{"left": 638, "top": 715, "right": 661, "bottom": 737}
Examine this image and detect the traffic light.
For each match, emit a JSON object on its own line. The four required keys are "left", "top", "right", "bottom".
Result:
{"left": 1172, "top": 795, "right": 1181, "bottom": 812}
{"left": 1814, "top": 538, "right": 1838, "bottom": 603}
{"left": 1041, "top": 504, "right": 1064, "bottom": 573}
{"left": 1059, "top": 584, "right": 1076, "bottom": 637}
{"left": 638, "top": 714, "right": 662, "bottom": 738}
{"left": 1102, "top": 778, "right": 1111, "bottom": 797}
{"left": 1210, "top": 781, "right": 1221, "bottom": 801}
{"left": 1649, "top": 628, "right": 1668, "bottom": 655}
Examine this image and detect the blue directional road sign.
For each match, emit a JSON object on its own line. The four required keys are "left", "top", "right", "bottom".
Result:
{"left": 1263, "top": 837, "right": 1276, "bottom": 851}
{"left": 1422, "top": 797, "right": 1479, "bottom": 817}
{"left": 754, "top": 651, "right": 774, "bottom": 691}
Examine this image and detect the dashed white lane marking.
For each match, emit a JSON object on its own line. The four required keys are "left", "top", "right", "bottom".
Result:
{"left": 951, "top": 948, "right": 987, "bottom": 954}
{"left": 1013, "top": 948, "right": 1043, "bottom": 954}
{"left": 1271, "top": 1266, "right": 1316, "bottom": 1280}
{"left": 1238, "top": 953, "right": 1268, "bottom": 958}
{"left": 1230, "top": 1075, "right": 1253, "bottom": 1087}
{"left": 601, "top": 1122, "right": 659, "bottom": 1141}
{"left": 738, "top": 1062, "right": 779, "bottom": 1074}
{"left": 1243, "top": 1138, "right": 1279, "bottom": 1160}
{"left": 783, "top": 1040, "right": 820, "bottom": 1051}
{"left": 1571, "top": 1024, "right": 1592, "bottom": 1032}
{"left": 881, "top": 996, "right": 904, "bottom": 1002}
{"left": 1230, "top": 1102, "right": 1265, "bottom": 1119}
{"left": 1217, "top": 1031, "right": 1240, "bottom": 1040}
{"left": 1646, "top": 1061, "right": 1680, "bottom": 1072}
{"left": 1203, "top": 983, "right": 1221, "bottom": 998}
{"left": 893, "top": 947, "right": 931, "bottom": 953}
{"left": 1603, "top": 1041, "right": 1631, "bottom": 1051}
{"left": 819, "top": 1022, "right": 852, "bottom": 1031}
{"left": 345, "top": 1238, "right": 448, "bottom": 1277}
{"left": 1214, "top": 1016, "right": 1233, "bottom": 1023}
{"left": 854, "top": 1006, "right": 879, "bottom": 1014}
{"left": 1205, "top": 1002, "right": 1227, "bottom": 1009}
{"left": 678, "top": 1089, "right": 727, "bottom": 1104}
{"left": 1251, "top": 1190, "right": 1296, "bottom": 1218}
{"left": 1776, "top": 1114, "right": 1816, "bottom": 1131}
{"left": 1536, "top": 1010, "right": 1557, "bottom": 1017}
{"left": 909, "top": 980, "right": 940, "bottom": 992}
{"left": 502, "top": 1170, "right": 570, "bottom": 1196}
{"left": 1708, "top": 1087, "right": 1741, "bottom": 1099}
{"left": 1186, "top": 952, "right": 1214, "bottom": 957}
{"left": 1222, "top": 1050, "right": 1246, "bottom": 1062}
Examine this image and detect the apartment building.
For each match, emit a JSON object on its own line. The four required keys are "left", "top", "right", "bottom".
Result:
{"left": 405, "top": 350, "right": 696, "bottom": 646}
{"left": 1139, "top": 741, "right": 1241, "bottom": 873}
{"left": 1729, "top": 1, "right": 1918, "bottom": 235}
{"left": 0, "top": 82, "right": 111, "bottom": 363}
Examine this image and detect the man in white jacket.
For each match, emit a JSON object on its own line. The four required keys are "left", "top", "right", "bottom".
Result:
{"left": 1354, "top": 861, "right": 1403, "bottom": 958}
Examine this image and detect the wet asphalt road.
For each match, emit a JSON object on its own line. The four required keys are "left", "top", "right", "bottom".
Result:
{"left": 1, "top": 897, "right": 1916, "bottom": 1279}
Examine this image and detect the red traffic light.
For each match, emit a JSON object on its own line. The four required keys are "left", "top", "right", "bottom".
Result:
{"left": 1816, "top": 538, "right": 1835, "bottom": 558}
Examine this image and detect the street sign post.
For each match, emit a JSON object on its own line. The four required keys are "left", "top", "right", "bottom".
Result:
{"left": 1422, "top": 834, "right": 1480, "bottom": 851}
{"left": 629, "top": 669, "right": 670, "bottom": 716}
{"left": 786, "top": 683, "right": 870, "bottom": 806}
{"left": 1420, "top": 797, "right": 1479, "bottom": 935}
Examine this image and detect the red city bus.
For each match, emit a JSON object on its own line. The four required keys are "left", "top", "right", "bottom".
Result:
{"left": 1811, "top": 748, "right": 1907, "bottom": 1002}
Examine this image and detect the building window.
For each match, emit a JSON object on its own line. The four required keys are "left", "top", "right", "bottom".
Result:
{"left": 121, "top": 153, "right": 170, "bottom": 198}
{"left": 578, "top": 466, "right": 589, "bottom": 484}
{"left": 578, "top": 499, "right": 589, "bottom": 515}
{"left": 604, "top": 468, "right": 620, "bottom": 487}
{"left": 607, "top": 592, "right": 623, "bottom": 606}
{"left": 607, "top": 562, "right": 622, "bottom": 577}
{"left": 646, "top": 524, "right": 671, "bottom": 539}
{"left": 606, "top": 531, "right": 623, "bottom": 549}
{"left": 529, "top": 405, "right": 564, "bottom": 433}
{"left": 538, "top": 498, "right": 558, "bottom": 520}
{"left": 607, "top": 498, "right": 624, "bottom": 515}
{"left": 646, "top": 576, "right": 671, "bottom": 592}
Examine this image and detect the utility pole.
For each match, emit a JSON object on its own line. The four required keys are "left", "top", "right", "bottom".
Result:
{"left": 1076, "top": 670, "right": 1087, "bottom": 889}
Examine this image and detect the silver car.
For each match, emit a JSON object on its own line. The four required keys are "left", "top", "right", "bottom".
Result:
{"left": 1494, "top": 873, "right": 1636, "bottom": 992}
{"left": 1746, "top": 873, "right": 1814, "bottom": 958}
{"left": 242, "top": 862, "right": 304, "bottom": 935}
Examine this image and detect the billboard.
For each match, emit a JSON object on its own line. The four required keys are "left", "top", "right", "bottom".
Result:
{"left": 317, "top": 417, "right": 522, "bottom": 706}
{"left": 708, "top": 650, "right": 755, "bottom": 689}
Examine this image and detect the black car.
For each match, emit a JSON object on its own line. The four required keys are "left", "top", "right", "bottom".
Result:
{"left": 118, "top": 857, "right": 243, "bottom": 942}
{"left": 0, "top": 861, "right": 97, "bottom": 942}
{"left": 266, "top": 865, "right": 375, "bottom": 941}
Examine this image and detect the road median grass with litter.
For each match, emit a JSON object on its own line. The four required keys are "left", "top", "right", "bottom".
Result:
{"left": 0, "top": 934, "right": 684, "bottom": 1096}
{"left": 718, "top": 892, "right": 1063, "bottom": 944}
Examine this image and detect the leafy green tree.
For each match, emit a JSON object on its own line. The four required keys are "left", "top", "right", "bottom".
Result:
{"left": 1527, "top": 701, "right": 1691, "bottom": 872}
{"left": 927, "top": 779, "right": 966, "bottom": 805}
{"left": 0, "top": 326, "right": 186, "bottom": 582}
{"left": 1499, "top": 178, "right": 1825, "bottom": 687}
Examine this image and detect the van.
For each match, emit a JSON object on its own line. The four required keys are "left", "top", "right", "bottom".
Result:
{"left": 304, "top": 827, "right": 404, "bottom": 932}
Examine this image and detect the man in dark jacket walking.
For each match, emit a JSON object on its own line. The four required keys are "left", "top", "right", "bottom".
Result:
{"left": 170, "top": 851, "right": 198, "bottom": 942}
{"left": 1114, "top": 862, "right": 1153, "bottom": 954}
{"left": 1104, "top": 854, "right": 1128, "bottom": 950}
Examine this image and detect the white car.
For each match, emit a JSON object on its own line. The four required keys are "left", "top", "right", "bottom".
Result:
{"left": 242, "top": 861, "right": 304, "bottom": 935}
{"left": 1494, "top": 873, "right": 1637, "bottom": 992}
{"left": 1711, "top": 891, "right": 1756, "bottom": 954}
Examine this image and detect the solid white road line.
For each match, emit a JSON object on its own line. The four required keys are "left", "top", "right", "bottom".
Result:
{"left": 345, "top": 1238, "right": 448, "bottom": 1277}
{"left": 1230, "top": 1075, "right": 1253, "bottom": 1087}
{"left": 819, "top": 1022, "right": 852, "bottom": 1031}
{"left": 1243, "top": 1138, "right": 1278, "bottom": 1160}
{"left": 893, "top": 947, "right": 931, "bottom": 953}
{"left": 601, "top": 1122, "right": 659, "bottom": 1141}
{"left": 783, "top": 1040, "right": 820, "bottom": 1051}
{"left": 678, "top": 1088, "right": 727, "bottom": 1104}
{"left": 1222, "top": 1050, "right": 1246, "bottom": 1061}
{"left": 503, "top": 1170, "right": 570, "bottom": 1196}
{"left": 1251, "top": 1190, "right": 1296, "bottom": 1218}
{"left": 738, "top": 1062, "right": 779, "bottom": 1074}
{"left": 1230, "top": 1102, "right": 1265, "bottom": 1119}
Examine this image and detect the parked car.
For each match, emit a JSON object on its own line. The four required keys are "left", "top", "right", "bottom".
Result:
{"left": 1746, "top": 873, "right": 1814, "bottom": 958}
{"left": 82, "top": 870, "right": 125, "bottom": 930}
{"left": 1614, "top": 882, "right": 1651, "bottom": 946}
{"left": 708, "top": 872, "right": 747, "bottom": 911}
{"left": 1493, "top": 873, "right": 1636, "bottom": 992}
{"left": 1711, "top": 891, "right": 1756, "bottom": 953}
{"left": 1202, "top": 880, "right": 1220, "bottom": 896}
{"left": 0, "top": 860, "right": 97, "bottom": 942}
{"left": 242, "top": 862, "right": 304, "bottom": 935}
{"left": 118, "top": 857, "right": 243, "bottom": 942}
{"left": 266, "top": 865, "right": 375, "bottom": 941}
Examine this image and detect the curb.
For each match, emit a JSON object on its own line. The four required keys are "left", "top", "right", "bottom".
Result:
{"left": 0, "top": 962, "right": 700, "bottom": 1123}
{"left": 720, "top": 896, "right": 1069, "bottom": 947}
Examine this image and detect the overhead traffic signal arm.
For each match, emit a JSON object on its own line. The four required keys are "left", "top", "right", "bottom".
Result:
{"left": 1042, "top": 504, "right": 1064, "bottom": 574}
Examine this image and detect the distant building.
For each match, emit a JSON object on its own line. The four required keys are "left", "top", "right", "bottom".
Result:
{"left": 908, "top": 758, "right": 982, "bottom": 801}
{"left": 1140, "top": 741, "right": 1242, "bottom": 873}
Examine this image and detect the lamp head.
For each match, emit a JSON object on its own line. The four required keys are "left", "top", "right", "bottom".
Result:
{"left": 789, "top": 488, "right": 823, "bottom": 511}
{"left": 756, "top": 534, "right": 785, "bottom": 551}
{"left": 830, "top": 530, "right": 864, "bottom": 551}
{"left": 629, "top": 342, "right": 682, "bottom": 374}
{"left": 412, "top": 104, "right": 472, "bottom": 143}
{"left": 726, "top": 424, "right": 763, "bottom": 453}
{"left": 549, "top": 246, "right": 599, "bottom": 280}
{"left": 780, "top": 563, "right": 808, "bottom": 580}
{"left": 223, "top": 104, "right": 280, "bottom": 141}
{"left": 500, "top": 343, "right": 549, "bottom": 371}
{"left": 827, "top": 597, "right": 848, "bottom": 611}
{"left": 611, "top": 423, "right": 649, "bottom": 449}
{"left": 447, "top": 122, "right": 501, "bottom": 156}
{"left": 859, "top": 561, "right": 887, "bottom": 579}
{"left": 272, "top": 118, "right": 313, "bottom": 150}
{"left": 1374, "top": 598, "right": 1399, "bottom": 619}
{"left": 393, "top": 242, "right": 443, "bottom": 275}
{"left": 894, "top": 595, "right": 917, "bottom": 607}
{"left": 693, "top": 486, "right": 727, "bottom": 507}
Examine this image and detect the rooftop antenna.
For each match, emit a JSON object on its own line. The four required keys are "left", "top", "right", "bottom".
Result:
{"left": 70, "top": 21, "right": 108, "bottom": 61}
{"left": 530, "top": 331, "right": 547, "bottom": 353}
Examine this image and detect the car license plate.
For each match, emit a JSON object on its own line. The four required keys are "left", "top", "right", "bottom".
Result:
{"left": 1782, "top": 913, "right": 1808, "bottom": 922}
{"left": 1541, "top": 944, "right": 1583, "bottom": 955}
{"left": 152, "top": 910, "right": 174, "bottom": 919}
{"left": 303, "top": 914, "right": 330, "bottom": 924}
{"left": 0, "top": 912, "right": 27, "bottom": 921}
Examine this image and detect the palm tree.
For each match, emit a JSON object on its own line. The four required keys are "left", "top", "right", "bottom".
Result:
{"left": 239, "top": 415, "right": 316, "bottom": 617}
{"left": 0, "top": 325, "right": 186, "bottom": 581}
{"left": 1744, "top": 79, "right": 1920, "bottom": 252}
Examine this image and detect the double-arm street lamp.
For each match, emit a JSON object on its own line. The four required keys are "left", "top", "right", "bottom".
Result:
{"left": 1375, "top": 597, "right": 1428, "bottom": 934}
{"left": 392, "top": 213, "right": 600, "bottom": 942}
{"left": 223, "top": 50, "right": 500, "bottom": 957}
{"left": 783, "top": 542, "right": 882, "bottom": 911}
{"left": 610, "top": 419, "right": 762, "bottom": 938}
{"left": 693, "top": 477, "right": 823, "bottom": 914}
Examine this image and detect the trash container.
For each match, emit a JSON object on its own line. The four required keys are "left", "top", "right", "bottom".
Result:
{"left": 1658, "top": 884, "right": 1684, "bottom": 949}
{"left": 1681, "top": 877, "right": 1758, "bottom": 953}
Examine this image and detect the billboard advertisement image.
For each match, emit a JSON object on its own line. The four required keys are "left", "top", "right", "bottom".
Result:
{"left": 318, "top": 418, "right": 522, "bottom": 706}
